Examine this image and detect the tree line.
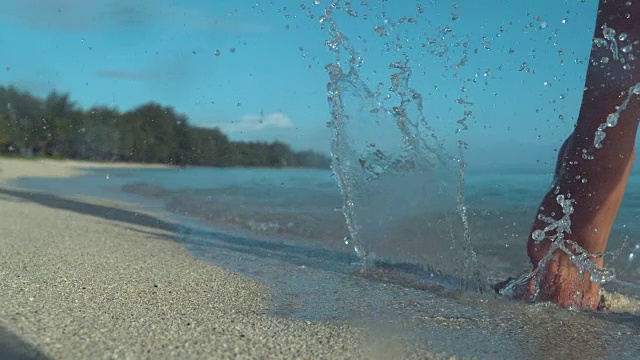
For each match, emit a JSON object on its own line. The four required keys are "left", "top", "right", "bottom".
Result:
{"left": 0, "top": 86, "right": 330, "bottom": 168}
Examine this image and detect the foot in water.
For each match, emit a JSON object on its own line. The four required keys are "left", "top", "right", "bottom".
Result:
{"left": 519, "top": 0, "right": 640, "bottom": 309}
{"left": 527, "top": 252, "right": 602, "bottom": 310}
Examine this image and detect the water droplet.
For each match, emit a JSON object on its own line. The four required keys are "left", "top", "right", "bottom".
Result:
{"left": 591, "top": 267, "right": 615, "bottom": 283}
{"left": 562, "top": 18, "right": 568, "bottom": 24}
{"left": 532, "top": 230, "right": 546, "bottom": 242}
{"left": 600, "top": 56, "right": 610, "bottom": 64}
{"left": 373, "top": 25, "right": 387, "bottom": 36}
{"left": 606, "top": 113, "right": 619, "bottom": 127}
{"left": 619, "top": 32, "right": 629, "bottom": 41}
{"left": 603, "top": 26, "right": 616, "bottom": 39}
{"left": 593, "top": 38, "right": 608, "bottom": 47}
{"left": 594, "top": 129, "right": 606, "bottom": 149}
{"left": 582, "top": 178, "right": 588, "bottom": 183}
{"left": 214, "top": 49, "right": 221, "bottom": 56}
{"left": 624, "top": 63, "right": 632, "bottom": 71}
{"left": 622, "top": 44, "right": 633, "bottom": 53}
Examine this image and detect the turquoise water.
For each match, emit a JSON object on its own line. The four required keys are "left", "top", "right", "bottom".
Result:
{"left": 12, "top": 167, "right": 640, "bottom": 358}
{"left": 15, "top": 167, "right": 640, "bottom": 292}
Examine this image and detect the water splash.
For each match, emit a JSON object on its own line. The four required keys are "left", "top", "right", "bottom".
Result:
{"left": 594, "top": 25, "right": 636, "bottom": 69}
{"left": 310, "top": 1, "right": 483, "bottom": 289}
{"left": 594, "top": 83, "right": 640, "bottom": 149}
{"left": 456, "top": 140, "right": 482, "bottom": 291}
{"left": 499, "top": 193, "right": 614, "bottom": 298}
{"left": 501, "top": 83, "right": 640, "bottom": 298}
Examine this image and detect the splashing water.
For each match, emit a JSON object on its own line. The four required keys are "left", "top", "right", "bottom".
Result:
{"left": 305, "top": 1, "right": 640, "bottom": 300}
{"left": 499, "top": 192, "right": 615, "bottom": 298}
{"left": 309, "top": 1, "right": 483, "bottom": 290}
{"left": 501, "top": 81, "right": 640, "bottom": 298}
{"left": 594, "top": 83, "right": 640, "bottom": 149}
{"left": 594, "top": 24, "right": 636, "bottom": 70}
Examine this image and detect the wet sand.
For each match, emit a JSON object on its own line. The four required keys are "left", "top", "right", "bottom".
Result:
{"left": 0, "top": 158, "right": 446, "bottom": 359}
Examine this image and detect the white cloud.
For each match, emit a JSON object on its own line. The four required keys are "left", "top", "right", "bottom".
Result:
{"left": 217, "top": 112, "right": 293, "bottom": 133}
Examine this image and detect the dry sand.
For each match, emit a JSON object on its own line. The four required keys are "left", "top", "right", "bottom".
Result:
{"left": 0, "top": 158, "right": 447, "bottom": 359}
{"left": 0, "top": 157, "right": 171, "bottom": 182}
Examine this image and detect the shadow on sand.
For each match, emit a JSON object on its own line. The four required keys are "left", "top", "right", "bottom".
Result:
{"left": 0, "top": 326, "right": 52, "bottom": 360}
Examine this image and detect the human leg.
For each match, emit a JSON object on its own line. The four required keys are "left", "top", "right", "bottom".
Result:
{"left": 527, "top": 0, "right": 640, "bottom": 309}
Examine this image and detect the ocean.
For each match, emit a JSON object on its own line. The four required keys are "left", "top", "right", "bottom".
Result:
{"left": 12, "top": 166, "right": 640, "bottom": 358}
{"left": 15, "top": 166, "right": 640, "bottom": 281}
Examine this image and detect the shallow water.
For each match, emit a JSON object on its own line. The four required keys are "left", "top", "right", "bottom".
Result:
{"left": 15, "top": 167, "right": 640, "bottom": 289}
{"left": 11, "top": 167, "right": 640, "bottom": 357}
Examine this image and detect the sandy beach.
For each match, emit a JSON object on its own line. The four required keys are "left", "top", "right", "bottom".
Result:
{"left": 0, "top": 158, "right": 446, "bottom": 359}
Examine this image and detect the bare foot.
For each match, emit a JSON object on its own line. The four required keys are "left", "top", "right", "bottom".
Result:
{"left": 527, "top": 250, "right": 601, "bottom": 310}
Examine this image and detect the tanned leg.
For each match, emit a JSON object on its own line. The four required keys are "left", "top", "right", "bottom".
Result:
{"left": 527, "top": 0, "right": 640, "bottom": 309}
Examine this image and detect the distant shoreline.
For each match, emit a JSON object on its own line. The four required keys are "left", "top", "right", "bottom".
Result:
{"left": 0, "top": 157, "right": 332, "bottom": 185}
{"left": 0, "top": 157, "right": 173, "bottom": 184}
{"left": 1, "top": 86, "right": 331, "bottom": 169}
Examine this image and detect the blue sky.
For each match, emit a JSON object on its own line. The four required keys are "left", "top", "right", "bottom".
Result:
{"left": 0, "top": 0, "right": 601, "bottom": 169}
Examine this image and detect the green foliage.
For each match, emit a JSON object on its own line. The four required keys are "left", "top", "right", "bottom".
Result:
{"left": 0, "top": 86, "right": 331, "bottom": 169}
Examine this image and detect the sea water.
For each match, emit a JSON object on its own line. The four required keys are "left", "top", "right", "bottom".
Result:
{"left": 14, "top": 166, "right": 640, "bottom": 284}
{"left": 12, "top": 166, "right": 640, "bottom": 357}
